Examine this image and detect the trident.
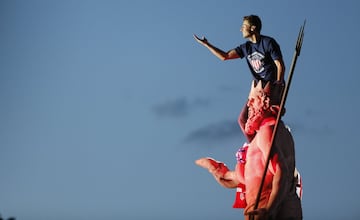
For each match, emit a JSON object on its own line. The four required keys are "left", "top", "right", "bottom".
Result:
{"left": 250, "top": 20, "right": 306, "bottom": 220}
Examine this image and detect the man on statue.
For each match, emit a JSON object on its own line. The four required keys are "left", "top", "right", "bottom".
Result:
{"left": 194, "top": 15, "right": 285, "bottom": 142}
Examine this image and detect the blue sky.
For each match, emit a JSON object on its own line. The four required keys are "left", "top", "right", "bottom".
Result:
{"left": 1, "top": 0, "right": 359, "bottom": 219}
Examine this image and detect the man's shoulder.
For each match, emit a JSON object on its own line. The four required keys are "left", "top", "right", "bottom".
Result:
{"left": 237, "top": 41, "right": 251, "bottom": 48}
{"left": 260, "top": 35, "right": 277, "bottom": 43}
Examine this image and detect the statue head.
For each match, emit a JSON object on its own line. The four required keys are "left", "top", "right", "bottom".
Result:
{"left": 245, "top": 80, "right": 279, "bottom": 134}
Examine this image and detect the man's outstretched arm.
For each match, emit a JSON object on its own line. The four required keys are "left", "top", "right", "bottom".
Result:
{"left": 193, "top": 34, "right": 239, "bottom": 61}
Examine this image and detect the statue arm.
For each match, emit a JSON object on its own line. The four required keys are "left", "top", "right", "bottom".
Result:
{"left": 195, "top": 157, "right": 239, "bottom": 188}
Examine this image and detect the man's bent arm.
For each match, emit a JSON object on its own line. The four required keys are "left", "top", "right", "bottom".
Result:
{"left": 274, "top": 59, "right": 285, "bottom": 82}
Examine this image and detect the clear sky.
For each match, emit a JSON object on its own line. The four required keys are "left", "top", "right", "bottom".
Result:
{"left": 1, "top": 0, "right": 359, "bottom": 219}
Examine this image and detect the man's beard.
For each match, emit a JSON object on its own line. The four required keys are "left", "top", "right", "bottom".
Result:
{"left": 245, "top": 107, "right": 265, "bottom": 135}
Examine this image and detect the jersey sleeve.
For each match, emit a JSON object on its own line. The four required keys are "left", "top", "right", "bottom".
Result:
{"left": 235, "top": 44, "right": 246, "bottom": 59}
{"left": 268, "top": 38, "right": 283, "bottom": 61}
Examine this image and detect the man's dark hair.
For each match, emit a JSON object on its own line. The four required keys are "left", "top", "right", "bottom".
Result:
{"left": 243, "top": 15, "right": 262, "bottom": 33}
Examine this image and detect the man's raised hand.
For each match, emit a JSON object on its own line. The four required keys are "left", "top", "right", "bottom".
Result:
{"left": 193, "top": 34, "right": 208, "bottom": 45}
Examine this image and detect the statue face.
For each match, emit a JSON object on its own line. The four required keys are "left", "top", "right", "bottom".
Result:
{"left": 245, "top": 92, "right": 270, "bottom": 134}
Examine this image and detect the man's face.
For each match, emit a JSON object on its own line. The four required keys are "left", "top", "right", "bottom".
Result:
{"left": 240, "top": 20, "right": 252, "bottom": 38}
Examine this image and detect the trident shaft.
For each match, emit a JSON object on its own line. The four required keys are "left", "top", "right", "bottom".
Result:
{"left": 249, "top": 20, "right": 305, "bottom": 220}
